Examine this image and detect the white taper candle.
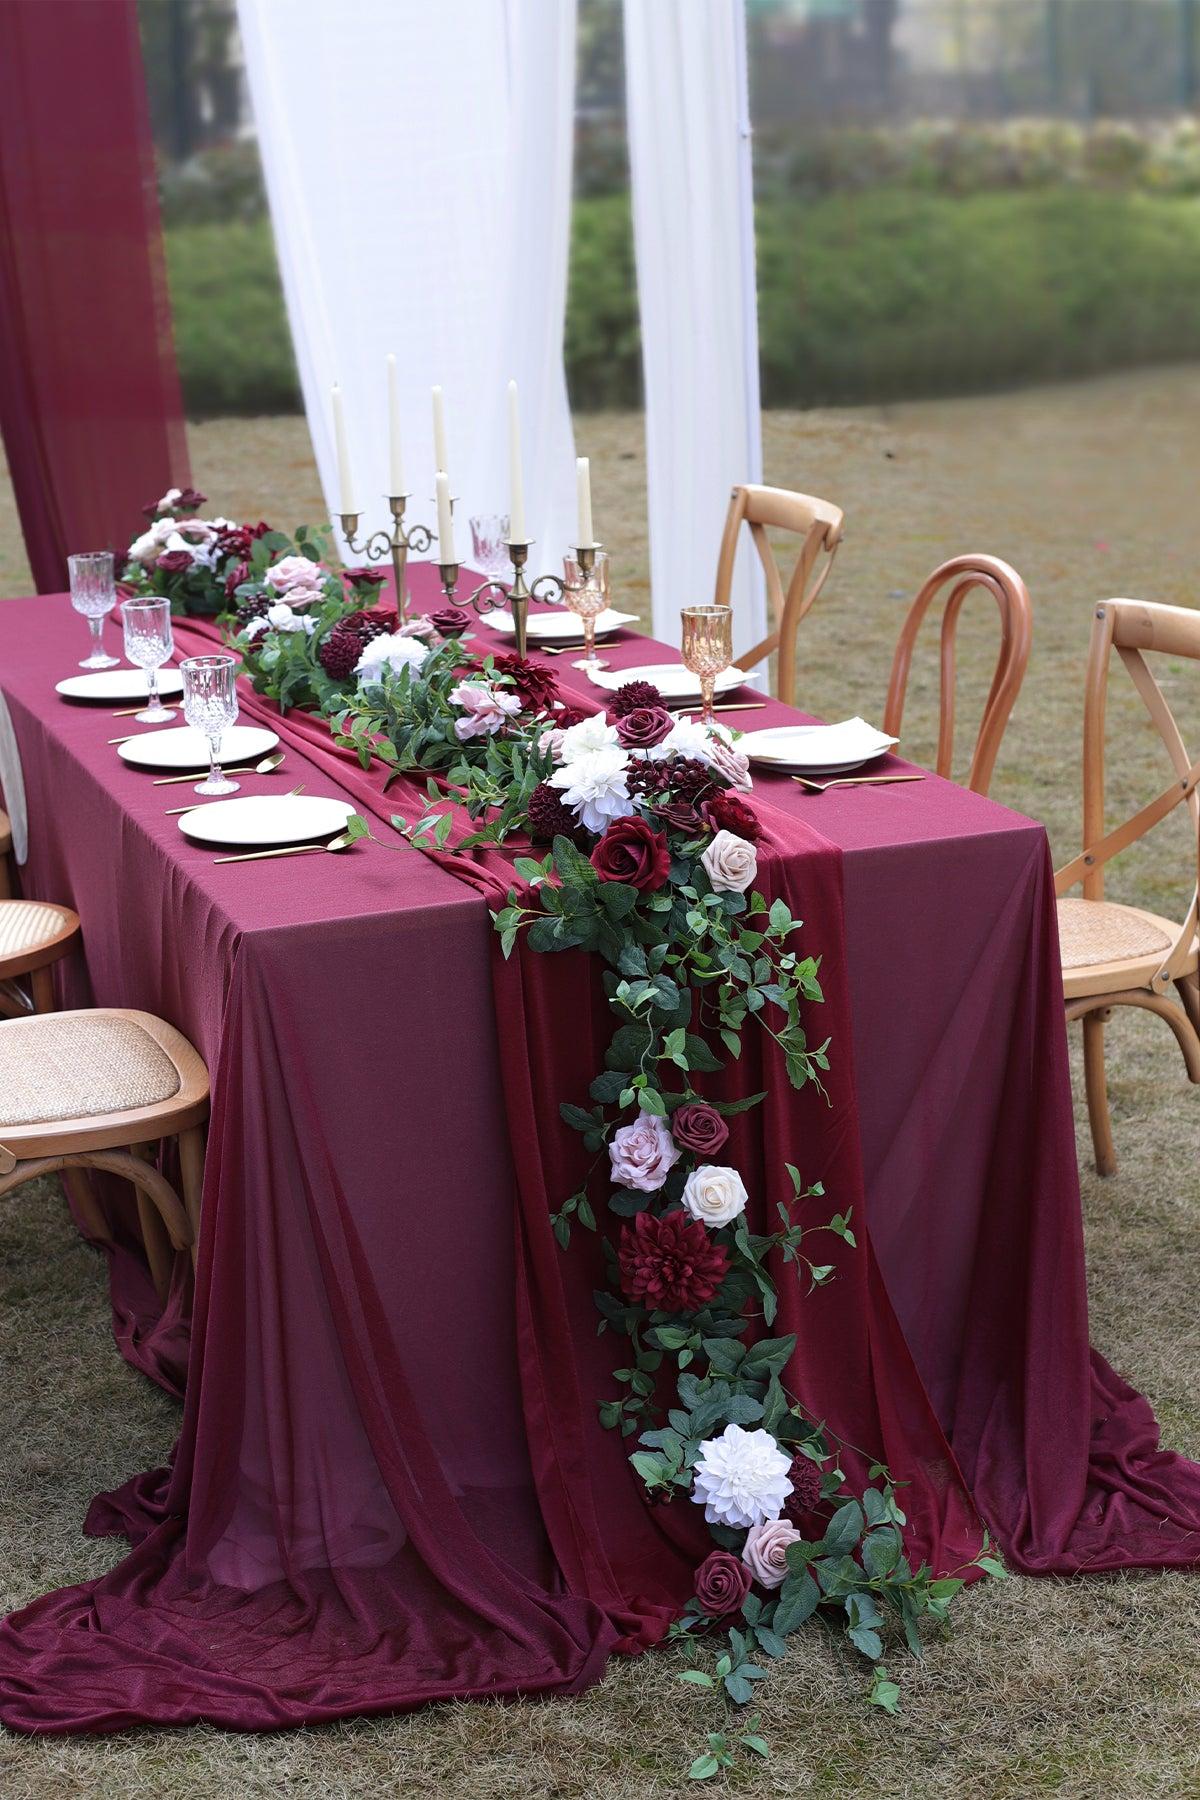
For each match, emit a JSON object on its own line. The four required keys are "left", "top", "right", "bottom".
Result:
{"left": 507, "top": 379, "right": 527, "bottom": 542}
{"left": 435, "top": 470, "right": 456, "bottom": 564}
{"left": 386, "top": 355, "right": 404, "bottom": 495}
{"left": 432, "top": 386, "right": 448, "bottom": 478}
{"left": 332, "top": 383, "right": 358, "bottom": 515}
{"left": 576, "top": 456, "right": 594, "bottom": 547}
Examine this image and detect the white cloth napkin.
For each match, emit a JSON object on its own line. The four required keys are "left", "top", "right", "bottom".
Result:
{"left": 0, "top": 689, "right": 29, "bottom": 863}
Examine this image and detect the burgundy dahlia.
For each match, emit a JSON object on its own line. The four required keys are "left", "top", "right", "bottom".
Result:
{"left": 608, "top": 678, "right": 665, "bottom": 718}
{"left": 701, "top": 790, "right": 762, "bottom": 843}
{"left": 492, "top": 653, "right": 559, "bottom": 713}
{"left": 783, "top": 1452, "right": 823, "bottom": 1527}
{"left": 216, "top": 525, "right": 253, "bottom": 562}
{"left": 671, "top": 1101, "right": 729, "bottom": 1158}
{"left": 527, "top": 781, "right": 580, "bottom": 845}
{"left": 693, "top": 1550, "right": 751, "bottom": 1619}
{"left": 318, "top": 626, "right": 364, "bottom": 682}
{"left": 615, "top": 705, "right": 674, "bottom": 751}
{"left": 618, "top": 1210, "right": 730, "bottom": 1313}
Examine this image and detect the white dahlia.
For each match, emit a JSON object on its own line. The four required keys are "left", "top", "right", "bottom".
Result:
{"left": 547, "top": 746, "right": 635, "bottom": 835}
{"left": 691, "top": 1424, "right": 793, "bottom": 1529}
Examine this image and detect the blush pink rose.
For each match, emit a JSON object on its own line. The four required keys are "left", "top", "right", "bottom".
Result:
{"left": 608, "top": 1113, "right": 680, "bottom": 1192}
{"left": 741, "top": 1516, "right": 804, "bottom": 1590}
{"left": 449, "top": 680, "right": 523, "bottom": 741}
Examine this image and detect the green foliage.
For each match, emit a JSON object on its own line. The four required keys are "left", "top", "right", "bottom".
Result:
{"left": 164, "top": 183, "right": 1200, "bottom": 417}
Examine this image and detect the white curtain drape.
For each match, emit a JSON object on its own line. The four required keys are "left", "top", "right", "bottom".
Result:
{"left": 237, "top": 0, "right": 578, "bottom": 569}
{"left": 624, "top": 0, "right": 766, "bottom": 656}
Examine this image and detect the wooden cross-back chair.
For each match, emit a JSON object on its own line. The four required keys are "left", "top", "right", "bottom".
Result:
{"left": 713, "top": 483, "right": 845, "bottom": 708}
{"left": 1054, "top": 599, "right": 1200, "bottom": 1175}
{"left": 0, "top": 1009, "right": 209, "bottom": 1298}
{"left": 883, "top": 553, "right": 1033, "bottom": 798}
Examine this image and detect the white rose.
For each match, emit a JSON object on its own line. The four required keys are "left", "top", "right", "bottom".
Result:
{"left": 701, "top": 829, "right": 758, "bottom": 894}
{"left": 681, "top": 1163, "right": 748, "bottom": 1229}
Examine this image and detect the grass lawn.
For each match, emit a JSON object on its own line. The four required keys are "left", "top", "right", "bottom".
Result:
{"left": 2, "top": 369, "right": 1200, "bottom": 1795}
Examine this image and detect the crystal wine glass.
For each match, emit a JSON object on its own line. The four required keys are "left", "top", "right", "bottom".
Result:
{"left": 121, "top": 597, "right": 175, "bottom": 723}
{"left": 69, "top": 551, "right": 119, "bottom": 669}
{"left": 469, "top": 513, "right": 511, "bottom": 582}
{"left": 563, "top": 550, "right": 611, "bottom": 671}
{"left": 181, "top": 654, "right": 240, "bottom": 796}
{"left": 681, "top": 605, "right": 733, "bottom": 727}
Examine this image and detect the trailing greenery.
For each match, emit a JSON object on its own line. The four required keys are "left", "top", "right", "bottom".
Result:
{"left": 167, "top": 187, "right": 1200, "bottom": 416}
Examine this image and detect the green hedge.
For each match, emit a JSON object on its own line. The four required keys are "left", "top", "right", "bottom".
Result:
{"left": 167, "top": 188, "right": 1200, "bottom": 417}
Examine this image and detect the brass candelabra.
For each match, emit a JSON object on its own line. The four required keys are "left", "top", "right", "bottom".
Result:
{"left": 435, "top": 540, "right": 601, "bottom": 661}
{"left": 338, "top": 495, "right": 435, "bottom": 621}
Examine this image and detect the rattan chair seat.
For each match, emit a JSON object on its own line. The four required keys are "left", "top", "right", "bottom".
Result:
{"left": 0, "top": 1014, "right": 182, "bottom": 1127}
{"left": 0, "top": 900, "right": 73, "bottom": 960}
{"left": 1057, "top": 896, "right": 1174, "bottom": 971}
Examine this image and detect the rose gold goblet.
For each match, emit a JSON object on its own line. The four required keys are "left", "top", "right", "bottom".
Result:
{"left": 680, "top": 605, "right": 733, "bottom": 727}
{"left": 563, "top": 550, "right": 610, "bottom": 671}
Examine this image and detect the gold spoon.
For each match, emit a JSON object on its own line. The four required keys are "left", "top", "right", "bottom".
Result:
{"left": 166, "top": 783, "right": 304, "bottom": 817}
{"left": 213, "top": 829, "right": 358, "bottom": 865}
{"left": 153, "top": 750, "right": 287, "bottom": 786}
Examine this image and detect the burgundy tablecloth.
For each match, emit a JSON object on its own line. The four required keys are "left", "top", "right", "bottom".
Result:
{"left": 0, "top": 573, "right": 1198, "bottom": 1733}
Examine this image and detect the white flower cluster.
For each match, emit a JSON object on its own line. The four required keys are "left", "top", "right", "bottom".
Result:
{"left": 355, "top": 632, "right": 429, "bottom": 682}
{"left": 540, "top": 707, "right": 755, "bottom": 838}
{"left": 127, "top": 515, "right": 233, "bottom": 571}
{"left": 691, "top": 1423, "right": 794, "bottom": 1529}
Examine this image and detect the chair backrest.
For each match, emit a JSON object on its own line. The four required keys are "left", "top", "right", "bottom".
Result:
{"left": 882, "top": 553, "right": 1033, "bottom": 797}
{"left": 714, "top": 483, "right": 845, "bottom": 707}
{"left": 1054, "top": 598, "right": 1200, "bottom": 992}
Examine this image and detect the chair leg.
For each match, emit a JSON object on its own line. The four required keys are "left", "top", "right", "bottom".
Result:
{"left": 29, "top": 965, "right": 54, "bottom": 1013}
{"left": 178, "top": 1125, "right": 205, "bottom": 1253}
{"left": 1081, "top": 1009, "right": 1117, "bottom": 1177}
{"left": 129, "top": 1145, "right": 174, "bottom": 1302}
{"left": 1176, "top": 972, "right": 1200, "bottom": 1037}
{"left": 62, "top": 1166, "right": 113, "bottom": 1246}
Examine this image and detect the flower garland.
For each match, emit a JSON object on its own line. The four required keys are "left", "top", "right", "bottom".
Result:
{"left": 223, "top": 606, "right": 1003, "bottom": 1775}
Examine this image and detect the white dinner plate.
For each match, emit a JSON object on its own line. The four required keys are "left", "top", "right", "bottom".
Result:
{"left": 116, "top": 724, "right": 280, "bottom": 772}
{"left": 56, "top": 667, "right": 185, "bottom": 703}
{"left": 178, "top": 793, "right": 355, "bottom": 848}
{"left": 739, "top": 718, "right": 899, "bottom": 774}
{"left": 586, "top": 662, "right": 762, "bottom": 703}
{"left": 480, "top": 606, "right": 640, "bottom": 644}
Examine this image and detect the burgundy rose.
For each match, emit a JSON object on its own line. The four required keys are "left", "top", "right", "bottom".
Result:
{"left": 608, "top": 678, "right": 665, "bottom": 719}
{"left": 653, "top": 798, "right": 705, "bottom": 834}
{"left": 157, "top": 549, "right": 193, "bottom": 574}
{"left": 430, "top": 606, "right": 470, "bottom": 638}
{"left": 551, "top": 703, "right": 591, "bottom": 729}
{"left": 671, "top": 1102, "right": 729, "bottom": 1158}
{"left": 615, "top": 705, "right": 674, "bottom": 751}
{"left": 224, "top": 558, "right": 251, "bottom": 598}
{"left": 618, "top": 1210, "right": 730, "bottom": 1313}
{"left": 344, "top": 566, "right": 388, "bottom": 591}
{"left": 492, "top": 652, "right": 559, "bottom": 713}
{"left": 590, "top": 816, "right": 670, "bottom": 892}
{"left": 174, "top": 486, "right": 207, "bottom": 514}
{"left": 693, "top": 1550, "right": 751, "bottom": 1620}
{"left": 782, "top": 1453, "right": 824, "bottom": 1528}
{"left": 701, "top": 791, "right": 762, "bottom": 844}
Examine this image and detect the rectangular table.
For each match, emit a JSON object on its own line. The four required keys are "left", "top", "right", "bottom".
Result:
{"left": 6, "top": 575, "right": 1196, "bottom": 1735}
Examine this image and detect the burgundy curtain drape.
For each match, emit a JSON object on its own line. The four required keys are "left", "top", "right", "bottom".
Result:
{"left": 0, "top": 0, "right": 189, "bottom": 594}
